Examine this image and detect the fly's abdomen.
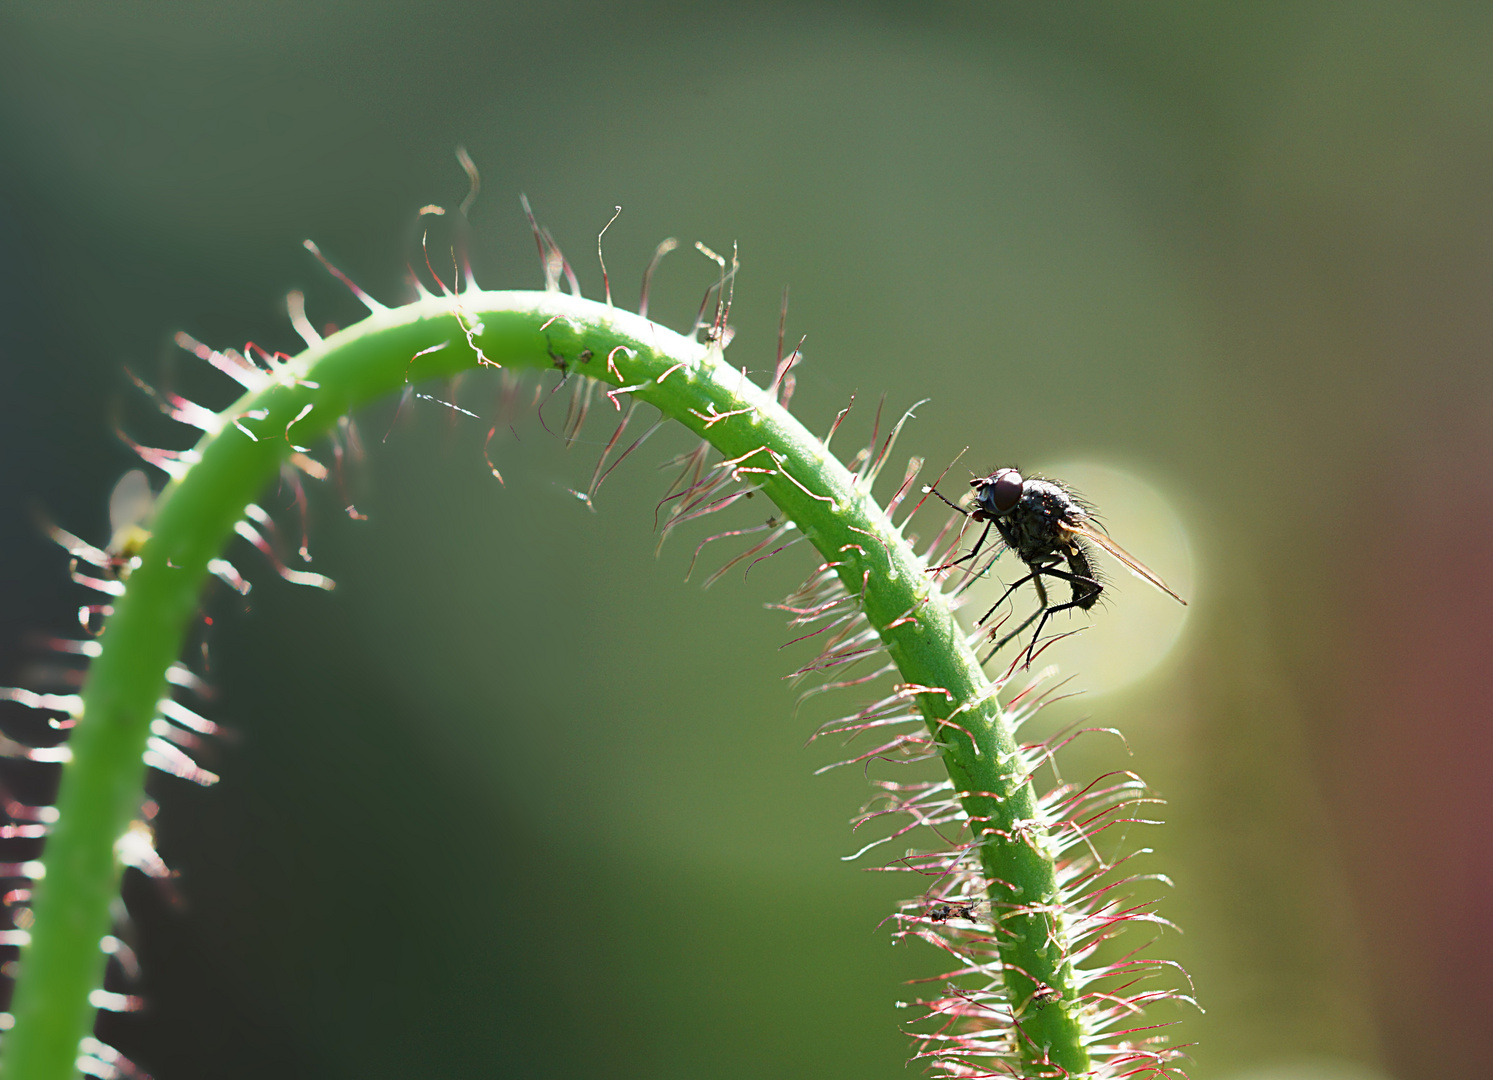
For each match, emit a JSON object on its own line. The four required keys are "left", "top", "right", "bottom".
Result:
{"left": 1065, "top": 544, "right": 1101, "bottom": 609}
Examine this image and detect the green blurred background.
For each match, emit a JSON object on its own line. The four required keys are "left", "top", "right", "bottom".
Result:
{"left": 2, "top": 4, "right": 1490, "bottom": 1079}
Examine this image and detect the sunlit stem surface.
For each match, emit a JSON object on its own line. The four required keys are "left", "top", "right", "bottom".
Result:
{"left": 5, "top": 291, "right": 1087, "bottom": 1080}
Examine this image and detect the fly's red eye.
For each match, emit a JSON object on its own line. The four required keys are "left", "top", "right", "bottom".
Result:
{"left": 986, "top": 469, "right": 1024, "bottom": 513}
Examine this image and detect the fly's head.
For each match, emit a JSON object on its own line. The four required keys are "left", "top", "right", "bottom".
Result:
{"left": 970, "top": 467, "right": 1024, "bottom": 521}
{"left": 977, "top": 473, "right": 1084, "bottom": 563}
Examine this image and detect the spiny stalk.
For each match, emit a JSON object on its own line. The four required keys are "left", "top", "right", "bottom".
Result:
{"left": 0, "top": 222, "right": 1188, "bottom": 1079}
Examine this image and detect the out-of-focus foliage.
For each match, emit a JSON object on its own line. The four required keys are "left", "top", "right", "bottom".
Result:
{"left": 1, "top": 4, "right": 1488, "bottom": 1079}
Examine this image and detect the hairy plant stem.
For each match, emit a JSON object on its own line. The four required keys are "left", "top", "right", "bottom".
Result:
{"left": 6, "top": 291, "right": 1086, "bottom": 1080}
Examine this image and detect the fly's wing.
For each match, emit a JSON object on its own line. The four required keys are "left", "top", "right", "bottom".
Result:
{"left": 1060, "top": 520, "right": 1186, "bottom": 605}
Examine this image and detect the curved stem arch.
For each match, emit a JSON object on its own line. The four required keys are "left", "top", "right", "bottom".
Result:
{"left": 6, "top": 291, "right": 1087, "bottom": 1080}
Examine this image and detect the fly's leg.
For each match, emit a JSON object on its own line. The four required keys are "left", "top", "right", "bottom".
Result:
{"left": 951, "top": 547, "right": 1007, "bottom": 600}
{"left": 982, "top": 605, "right": 1046, "bottom": 665}
{"left": 981, "top": 571, "right": 1050, "bottom": 664}
{"left": 977, "top": 554, "right": 1098, "bottom": 625}
{"left": 951, "top": 515, "right": 1017, "bottom": 598}
{"left": 928, "top": 520, "right": 991, "bottom": 574}
{"left": 1018, "top": 594, "right": 1096, "bottom": 668}
{"left": 979, "top": 565, "right": 1102, "bottom": 667}
{"left": 1034, "top": 563, "right": 1102, "bottom": 606}
{"left": 1015, "top": 566, "right": 1102, "bottom": 667}
{"left": 977, "top": 567, "right": 1039, "bottom": 625}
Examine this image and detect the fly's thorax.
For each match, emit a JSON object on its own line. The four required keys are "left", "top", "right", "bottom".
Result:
{"left": 982, "top": 475, "right": 1084, "bottom": 563}
{"left": 1001, "top": 488, "right": 1066, "bottom": 562}
{"left": 1021, "top": 479, "right": 1080, "bottom": 516}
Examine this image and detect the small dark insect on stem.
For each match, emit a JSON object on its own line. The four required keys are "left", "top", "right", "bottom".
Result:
{"left": 927, "top": 899, "right": 982, "bottom": 923}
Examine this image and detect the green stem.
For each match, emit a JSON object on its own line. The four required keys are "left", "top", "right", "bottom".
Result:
{"left": 5, "top": 291, "right": 1087, "bottom": 1079}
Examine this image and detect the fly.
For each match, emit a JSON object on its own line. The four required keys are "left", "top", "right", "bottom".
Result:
{"left": 925, "top": 467, "right": 1186, "bottom": 667}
